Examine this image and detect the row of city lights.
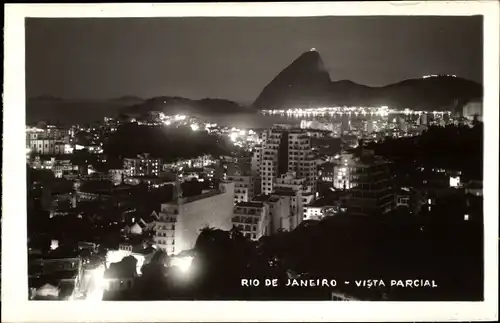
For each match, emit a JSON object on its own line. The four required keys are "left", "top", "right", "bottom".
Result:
{"left": 263, "top": 106, "right": 452, "bottom": 117}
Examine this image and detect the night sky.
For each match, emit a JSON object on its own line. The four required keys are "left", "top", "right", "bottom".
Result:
{"left": 26, "top": 16, "right": 483, "bottom": 103}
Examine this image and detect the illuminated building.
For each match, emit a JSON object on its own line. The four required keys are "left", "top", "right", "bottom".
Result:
{"left": 333, "top": 153, "right": 356, "bottom": 190}
{"left": 318, "top": 162, "right": 335, "bottom": 183}
{"left": 26, "top": 125, "right": 71, "bottom": 155}
{"left": 259, "top": 125, "right": 317, "bottom": 196}
{"left": 341, "top": 149, "right": 394, "bottom": 216}
{"left": 304, "top": 198, "right": 339, "bottom": 220}
{"left": 123, "top": 153, "right": 162, "bottom": 177}
{"left": 232, "top": 201, "right": 270, "bottom": 240}
{"left": 154, "top": 179, "right": 235, "bottom": 255}
{"left": 28, "top": 139, "right": 66, "bottom": 155}
{"left": 108, "top": 169, "right": 125, "bottom": 186}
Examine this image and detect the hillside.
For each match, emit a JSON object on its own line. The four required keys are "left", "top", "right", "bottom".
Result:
{"left": 253, "top": 50, "right": 483, "bottom": 111}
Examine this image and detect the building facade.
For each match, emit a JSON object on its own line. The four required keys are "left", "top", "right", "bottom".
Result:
{"left": 275, "top": 171, "right": 315, "bottom": 206}
{"left": 227, "top": 174, "right": 255, "bottom": 204}
{"left": 258, "top": 125, "right": 317, "bottom": 197}
{"left": 154, "top": 181, "right": 235, "bottom": 255}
{"left": 123, "top": 153, "right": 162, "bottom": 177}
{"left": 28, "top": 139, "right": 67, "bottom": 155}
{"left": 341, "top": 150, "right": 394, "bottom": 216}
{"left": 232, "top": 201, "right": 270, "bottom": 240}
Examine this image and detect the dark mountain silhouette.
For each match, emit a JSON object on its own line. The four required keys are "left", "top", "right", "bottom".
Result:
{"left": 26, "top": 95, "right": 254, "bottom": 125}
{"left": 120, "top": 96, "right": 253, "bottom": 117}
{"left": 254, "top": 49, "right": 332, "bottom": 110}
{"left": 26, "top": 98, "right": 136, "bottom": 125}
{"left": 253, "top": 50, "right": 483, "bottom": 112}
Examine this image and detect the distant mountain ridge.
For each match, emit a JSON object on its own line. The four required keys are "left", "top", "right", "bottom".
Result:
{"left": 27, "top": 49, "right": 483, "bottom": 124}
{"left": 253, "top": 50, "right": 483, "bottom": 111}
{"left": 120, "top": 96, "right": 252, "bottom": 117}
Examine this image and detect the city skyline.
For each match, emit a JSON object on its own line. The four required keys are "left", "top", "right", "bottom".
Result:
{"left": 4, "top": 2, "right": 498, "bottom": 322}
{"left": 26, "top": 16, "right": 483, "bottom": 103}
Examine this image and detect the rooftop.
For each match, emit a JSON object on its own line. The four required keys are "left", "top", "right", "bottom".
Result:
{"left": 179, "top": 189, "right": 221, "bottom": 204}
{"left": 252, "top": 194, "right": 271, "bottom": 202}
{"left": 308, "top": 198, "right": 337, "bottom": 208}
{"left": 272, "top": 190, "right": 296, "bottom": 197}
{"left": 235, "top": 201, "right": 265, "bottom": 208}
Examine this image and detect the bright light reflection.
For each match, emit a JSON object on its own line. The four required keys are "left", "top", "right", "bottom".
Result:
{"left": 171, "top": 256, "right": 193, "bottom": 273}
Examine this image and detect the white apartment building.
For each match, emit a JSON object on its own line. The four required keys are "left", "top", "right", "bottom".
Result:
{"left": 258, "top": 126, "right": 317, "bottom": 196}
{"left": 154, "top": 181, "right": 235, "bottom": 255}
{"left": 272, "top": 186, "right": 304, "bottom": 229}
{"left": 232, "top": 201, "right": 270, "bottom": 241}
{"left": 253, "top": 194, "right": 293, "bottom": 233}
{"left": 250, "top": 145, "right": 262, "bottom": 177}
{"left": 227, "top": 174, "right": 255, "bottom": 204}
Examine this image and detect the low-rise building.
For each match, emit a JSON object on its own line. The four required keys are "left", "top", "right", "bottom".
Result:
{"left": 253, "top": 194, "right": 293, "bottom": 233}
{"left": 304, "top": 198, "right": 340, "bottom": 221}
{"left": 232, "top": 201, "right": 270, "bottom": 240}
{"left": 123, "top": 153, "right": 162, "bottom": 177}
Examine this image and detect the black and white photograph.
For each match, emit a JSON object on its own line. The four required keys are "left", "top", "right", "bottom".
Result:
{"left": 2, "top": 2, "right": 499, "bottom": 322}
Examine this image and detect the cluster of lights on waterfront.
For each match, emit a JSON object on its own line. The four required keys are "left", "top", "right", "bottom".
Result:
{"left": 157, "top": 113, "right": 260, "bottom": 147}
{"left": 263, "top": 106, "right": 452, "bottom": 117}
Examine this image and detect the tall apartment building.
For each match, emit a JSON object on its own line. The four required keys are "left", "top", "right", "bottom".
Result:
{"left": 257, "top": 125, "right": 317, "bottom": 197}
{"left": 250, "top": 145, "right": 262, "bottom": 177}
{"left": 123, "top": 153, "right": 162, "bottom": 177}
{"left": 154, "top": 180, "right": 235, "bottom": 255}
{"left": 335, "top": 149, "right": 394, "bottom": 216}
